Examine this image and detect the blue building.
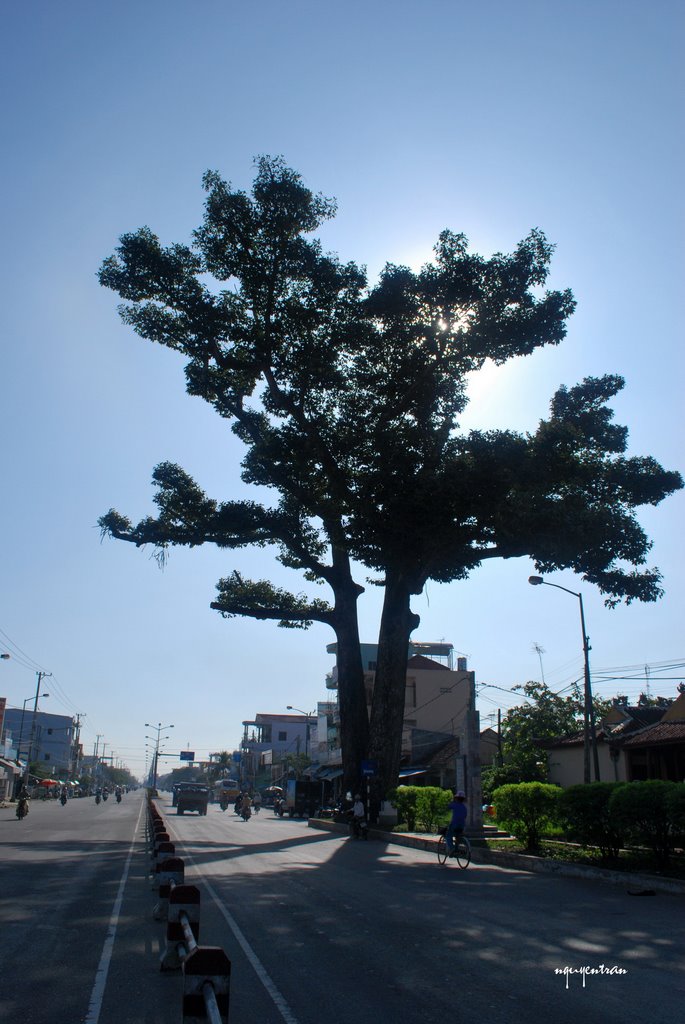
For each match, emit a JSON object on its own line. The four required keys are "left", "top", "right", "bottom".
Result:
{"left": 2, "top": 707, "right": 78, "bottom": 779}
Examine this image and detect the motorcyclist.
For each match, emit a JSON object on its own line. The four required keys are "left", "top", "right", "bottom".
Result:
{"left": 16, "top": 785, "right": 30, "bottom": 819}
{"left": 252, "top": 791, "right": 262, "bottom": 814}
{"left": 350, "top": 793, "right": 368, "bottom": 838}
{"left": 241, "top": 794, "right": 252, "bottom": 821}
{"left": 115, "top": 785, "right": 122, "bottom": 803}
{"left": 219, "top": 790, "right": 229, "bottom": 811}
{"left": 60, "top": 785, "right": 68, "bottom": 805}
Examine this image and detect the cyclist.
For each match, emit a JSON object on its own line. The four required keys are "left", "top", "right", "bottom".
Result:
{"left": 446, "top": 790, "right": 467, "bottom": 857}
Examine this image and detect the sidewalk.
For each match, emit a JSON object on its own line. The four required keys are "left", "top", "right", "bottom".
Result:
{"left": 308, "top": 817, "right": 685, "bottom": 895}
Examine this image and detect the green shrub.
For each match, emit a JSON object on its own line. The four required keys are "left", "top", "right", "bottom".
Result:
{"left": 416, "top": 787, "right": 451, "bottom": 832}
{"left": 666, "top": 783, "right": 685, "bottom": 847}
{"left": 559, "top": 782, "right": 624, "bottom": 861}
{"left": 388, "top": 786, "right": 420, "bottom": 831}
{"left": 492, "top": 782, "right": 562, "bottom": 851}
{"left": 609, "top": 780, "right": 685, "bottom": 867}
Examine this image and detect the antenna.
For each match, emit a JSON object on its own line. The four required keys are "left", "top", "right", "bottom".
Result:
{"left": 532, "top": 642, "right": 546, "bottom": 684}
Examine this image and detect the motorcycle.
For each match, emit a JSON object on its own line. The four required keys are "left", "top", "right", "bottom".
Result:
{"left": 60, "top": 793, "right": 67, "bottom": 806}
{"left": 219, "top": 796, "right": 229, "bottom": 812}
{"left": 273, "top": 798, "right": 284, "bottom": 817}
{"left": 102, "top": 790, "right": 109, "bottom": 801}
{"left": 241, "top": 802, "right": 252, "bottom": 821}
{"left": 116, "top": 791, "right": 122, "bottom": 804}
{"left": 95, "top": 793, "right": 101, "bottom": 805}
{"left": 348, "top": 813, "right": 369, "bottom": 840}
{"left": 16, "top": 798, "right": 29, "bottom": 820}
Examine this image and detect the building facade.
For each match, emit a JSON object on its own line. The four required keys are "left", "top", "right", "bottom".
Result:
{"left": 2, "top": 707, "right": 78, "bottom": 779}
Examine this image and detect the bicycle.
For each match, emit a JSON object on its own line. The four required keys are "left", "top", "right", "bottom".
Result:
{"left": 437, "top": 826, "right": 471, "bottom": 868}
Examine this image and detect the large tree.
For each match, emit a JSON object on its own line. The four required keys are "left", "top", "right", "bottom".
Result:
{"left": 98, "top": 157, "right": 682, "bottom": 801}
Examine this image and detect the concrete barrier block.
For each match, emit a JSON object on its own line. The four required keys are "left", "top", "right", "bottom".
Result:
{"left": 182, "top": 947, "right": 230, "bottom": 1024}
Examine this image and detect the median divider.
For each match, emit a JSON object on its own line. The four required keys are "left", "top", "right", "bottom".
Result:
{"left": 145, "top": 790, "right": 231, "bottom": 1023}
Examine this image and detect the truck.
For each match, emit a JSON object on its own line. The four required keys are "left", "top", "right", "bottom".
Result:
{"left": 285, "top": 778, "right": 333, "bottom": 818}
{"left": 176, "top": 783, "right": 209, "bottom": 815}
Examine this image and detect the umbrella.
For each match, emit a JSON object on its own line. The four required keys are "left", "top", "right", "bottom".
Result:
{"left": 264, "top": 786, "right": 283, "bottom": 793}
{"left": 38, "top": 778, "right": 59, "bottom": 787}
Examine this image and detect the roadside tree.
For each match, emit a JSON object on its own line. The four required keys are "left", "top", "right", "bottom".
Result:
{"left": 482, "top": 682, "right": 613, "bottom": 798}
{"left": 98, "top": 158, "right": 682, "bottom": 803}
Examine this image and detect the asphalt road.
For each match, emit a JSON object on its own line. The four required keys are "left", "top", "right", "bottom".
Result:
{"left": 1, "top": 792, "right": 683, "bottom": 1024}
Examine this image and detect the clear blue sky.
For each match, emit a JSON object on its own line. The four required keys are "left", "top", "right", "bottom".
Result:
{"left": 1, "top": 1, "right": 683, "bottom": 779}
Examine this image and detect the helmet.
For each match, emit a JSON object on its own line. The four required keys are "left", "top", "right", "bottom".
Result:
{"left": 455, "top": 790, "right": 466, "bottom": 798}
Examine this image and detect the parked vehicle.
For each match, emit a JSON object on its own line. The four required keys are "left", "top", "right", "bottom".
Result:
{"left": 285, "top": 778, "right": 333, "bottom": 818}
{"left": 176, "top": 784, "right": 210, "bottom": 816}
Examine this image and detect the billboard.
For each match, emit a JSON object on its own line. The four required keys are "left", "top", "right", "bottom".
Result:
{"left": 179, "top": 750, "right": 195, "bottom": 761}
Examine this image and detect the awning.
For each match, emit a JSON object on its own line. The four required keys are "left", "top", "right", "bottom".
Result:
{"left": 398, "top": 767, "right": 427, "bottom": 778}
{"left": 315, "top": 767, "right": 344, "bottom": 780}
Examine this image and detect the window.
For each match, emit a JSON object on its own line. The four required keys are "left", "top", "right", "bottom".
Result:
{"left": 47, "top": 728, "right": 53, "bottom": 735}
{"left": 44, "top": 753, "right": 51, "bottom": 760}
{"left": 261, "top": 725, "right": 272, "bottom": 743}
{"left": 278, "top": 731, "right": 287, "bottom": 742}
{"left": 405, "top": 678, "right": 416, "bottom": 709}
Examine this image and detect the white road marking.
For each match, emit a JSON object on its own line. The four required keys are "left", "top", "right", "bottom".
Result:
{"left": 84, "top": 798, "right": 144, "bottom": 1024}
{"left": 171, "top": 825, "right": 301, "bottom": 1024}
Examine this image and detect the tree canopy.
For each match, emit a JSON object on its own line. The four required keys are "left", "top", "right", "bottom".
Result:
{"left": 481, "top": 680, "right": 613, "bottom": 798}
{"left": 98, "top": 156, "right": 682, "bottom": 800}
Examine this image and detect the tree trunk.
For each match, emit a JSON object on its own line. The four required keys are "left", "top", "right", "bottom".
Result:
{"left": 368, "top": 572, "right": 420, "bottom": 810}
{"left": 329, "top": 550, "right": 369, "bottom": 796}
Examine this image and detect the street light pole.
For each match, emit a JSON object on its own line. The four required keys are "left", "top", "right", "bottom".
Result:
{"left": 145, "top": 722, "right": 174, "bottom": 790}
{"left": 286, "top": 706, "right": 315, "bottom": 760}
{"left": 528, "top": 576, "right": 600, "bottom": 783}
{"left": 17, "top": 691, "right": 49, "bottom": 764}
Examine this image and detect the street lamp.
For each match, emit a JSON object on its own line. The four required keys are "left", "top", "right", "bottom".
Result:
{"left": 145, "top": 722, "right": 174, "bottom": 790}
{"left": 18, "top": 692, "right": 49, "bottom": 769}
{"left": 286, "top": 706, "right": 315, "bottom": 760}
{"left": 528, "top": 575, "right": 600, "bottom": 783}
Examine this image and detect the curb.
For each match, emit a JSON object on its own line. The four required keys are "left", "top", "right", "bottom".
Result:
{"left": 308, "top": 818, "right": 685, "bottom": 895}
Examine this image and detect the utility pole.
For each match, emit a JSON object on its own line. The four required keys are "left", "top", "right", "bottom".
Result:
{"left": 71, "top": 714, "right": 84, "bottom": 779}
{"left": 23, "top": 670, "right": 51, "bottom": 788}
